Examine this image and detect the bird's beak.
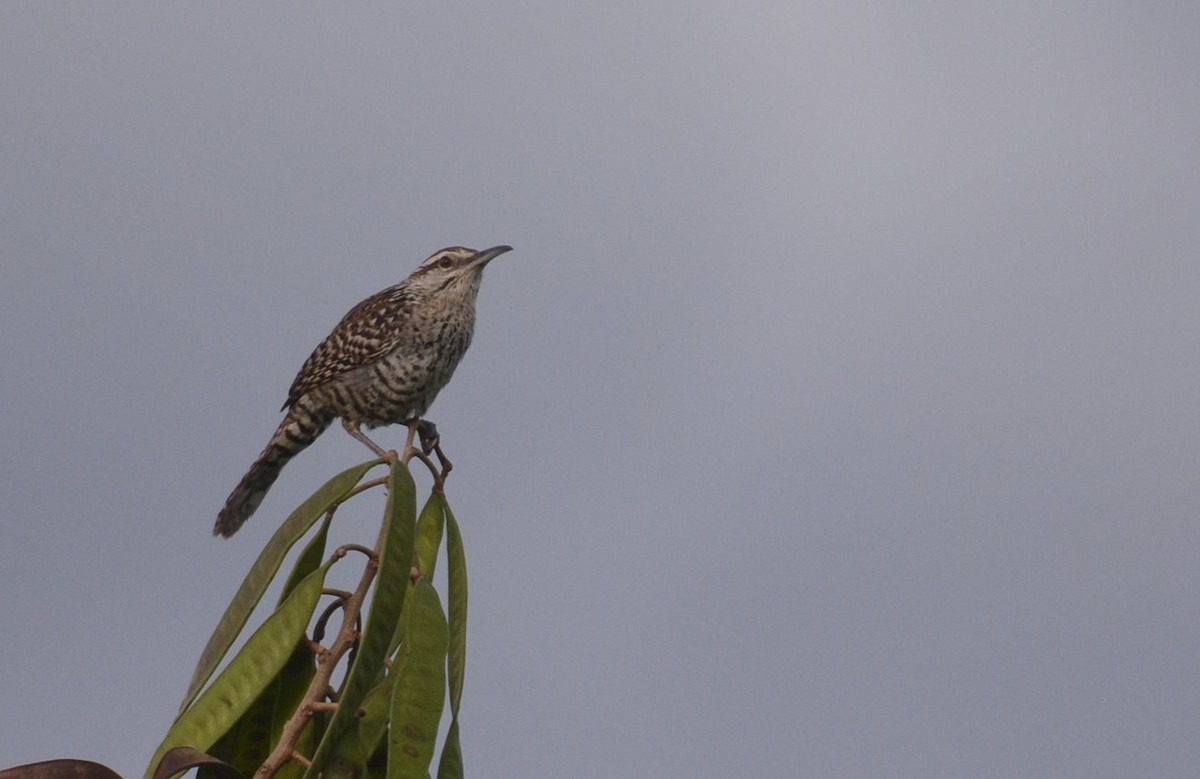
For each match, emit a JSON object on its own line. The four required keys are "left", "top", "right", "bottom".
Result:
{"left": 469, "top": 245, "right": 513, "bottom": 269}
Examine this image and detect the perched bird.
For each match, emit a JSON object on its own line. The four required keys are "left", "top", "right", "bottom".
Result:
{"left": 214, "top": 244, "right": 512, "bottom": 537}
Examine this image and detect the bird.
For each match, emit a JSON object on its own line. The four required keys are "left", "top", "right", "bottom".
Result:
{"left": 213, "top": 244, "right": 512, "bottom": 538}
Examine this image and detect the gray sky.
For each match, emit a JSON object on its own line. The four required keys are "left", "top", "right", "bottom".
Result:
{"left": 2, "top": 3, "right": 1199, "bottom": 777}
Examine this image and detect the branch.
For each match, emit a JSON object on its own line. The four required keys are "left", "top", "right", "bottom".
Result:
{"left": 254, "top": 544, "right": 381, "bottom": 779}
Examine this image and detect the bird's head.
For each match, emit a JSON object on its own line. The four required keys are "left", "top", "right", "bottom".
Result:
{"left": 409, "top": 245, "right": 512, "bottom": 297}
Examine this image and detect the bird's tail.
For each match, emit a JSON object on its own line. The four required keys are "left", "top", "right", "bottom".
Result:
{"left": 214, "top": 402, "right": 333, "bottom": 538}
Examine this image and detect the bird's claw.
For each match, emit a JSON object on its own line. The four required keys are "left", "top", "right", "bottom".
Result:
{"left": 416, "top": 419, "right": 440, "bottom": 455}
{"left": 401, "top": 418, "right": 454, "bottom": 486}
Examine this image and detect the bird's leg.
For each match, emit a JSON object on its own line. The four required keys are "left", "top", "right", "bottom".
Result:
{"left": 341, "top": 418, "right": 387, "bottom": 457}
{"left": 398, "top": 417, "right": 437, "bottom": 455}
{"left": 402, "top": 419, "right": 420, "bottom": 458}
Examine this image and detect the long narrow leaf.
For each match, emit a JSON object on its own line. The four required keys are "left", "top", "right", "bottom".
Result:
{"left": 199, "top": 517, "right": 326, "bottom": 776}
{"left": 304, "top": 459, "right": 417, "bottom": 779}
{"left": 388, "top": 579, "right": 448, "bottom": 779}
{"left": 381, "top": 494, "right": 446, "bottom": 660}
{"left": 198, "top": 641, "right": 315, "bottom": 779}
{"left": 0, "top": 761, "right": 122, "bottom": 779}
{"left": 435, "top": 719, "right": 463, "bottom": 779}
{"left": 147, "top": 561, "right": 332, "bottom": 779}
{"left": 323, "top": 652, "right": 401, "bottom": 773}
{"left": 443, "top": 499, "right": 468, "bottom": 716}
{"left": 435, "top": 498, "right": 468, "bottom": 778}
{"left": 180, "top": 459, "right": 382, "bottom": 714}
{"left": 413, "top": 495, "right": 446, "bottom": 578}
{"left": 151, "top": 748, "right": 241, "bottom": 779}
{"left": 278, "top": 515, "right": 332, "bottom": 605}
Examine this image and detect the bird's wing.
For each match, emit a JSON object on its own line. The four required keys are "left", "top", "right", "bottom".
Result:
{"left": 281, "top": 284, "right": 415, "bottom": 410}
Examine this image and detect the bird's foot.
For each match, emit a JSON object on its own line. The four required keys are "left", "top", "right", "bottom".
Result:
{"left": 417, "top": 419, "right": 454, "bottom": 478}
{"left": 415, "top": 419, "right": 439, "bottom": 455}
{"left": 402, "top": 418, "right": 454, "bottom": 486}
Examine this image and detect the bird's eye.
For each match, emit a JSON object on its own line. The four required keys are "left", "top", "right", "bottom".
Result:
{"left": 438, "top": 256, "right": 454, "bottom": 269}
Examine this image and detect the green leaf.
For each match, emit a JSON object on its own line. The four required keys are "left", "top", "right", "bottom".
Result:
{"left": 324, "top": 651, "right": 402, "bottom": 772}
{"left": 304, "top": 459, "right": 417, "bottom": 779}
{"left": 319, "top": 755, "right": 365, "bottom": 779}
{"left": 443, "top": 499, "right": 468, "bottom": 717}
{"left": 388, "top": 579, "right": 448, "bottom": 779}
{"left": 199, "top": 641, "right": 316, "bottom": 779}
{"left": 435, "top": 719, "right": 463, "bottom": 779}
{"left": 180, "top": 459, "right": 383, "bottom": 715}
{"left": 413, "top": 495, "right": 446, "bottom": 579}
{"left": 279, "top": 515, "right": 332, "bottom": 605}
{"left": 146, "top": 561, "right": 332, "bottom": 779}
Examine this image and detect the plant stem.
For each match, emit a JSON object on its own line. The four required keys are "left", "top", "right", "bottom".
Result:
{"left": 255, "top": 545, "right": 381, "bottom": 779}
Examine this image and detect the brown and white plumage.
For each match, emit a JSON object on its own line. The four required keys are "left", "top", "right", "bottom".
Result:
{"left": 214, "top": 244, "right": 511, "bottom": 537}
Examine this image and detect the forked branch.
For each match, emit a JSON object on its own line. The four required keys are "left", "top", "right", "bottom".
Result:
{"left": 254, "top": 544, "right": 381, "bottom": 778}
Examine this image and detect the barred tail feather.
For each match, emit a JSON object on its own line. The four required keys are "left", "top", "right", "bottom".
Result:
{"left": 213, "top": 404, "right": 332, "bottom": 537}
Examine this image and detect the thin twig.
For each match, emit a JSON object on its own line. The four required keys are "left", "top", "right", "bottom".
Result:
{"left": 344, "top": 476, "right": 389, "bottom": 501}
{"left": 337, "top": 543, "right": 378, "bottom": 559}
{"left": 313, "top": 594, "right": 349, "bottom": 643}
{"left": 401, "top": 421, "right": 419, "bottom": 463}
{"left": 406, "top": 448, "right": 442, "bottom": 488}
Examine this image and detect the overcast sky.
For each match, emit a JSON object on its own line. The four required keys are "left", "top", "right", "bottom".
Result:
{"left": 2, "top": 3, "right": 1199, "bottom": 777}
